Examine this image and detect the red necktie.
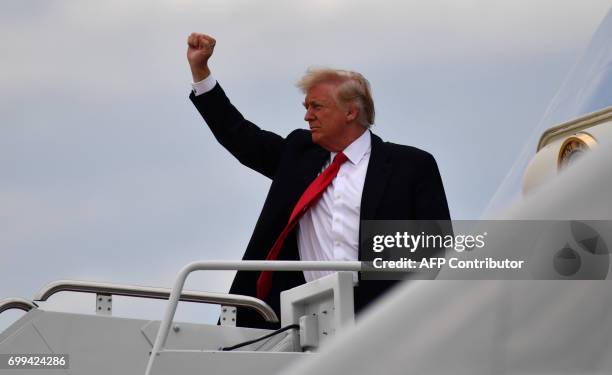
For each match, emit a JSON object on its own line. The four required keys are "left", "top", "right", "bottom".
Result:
{"left": 256, "top": 152, "right": 349, "bottom": 300}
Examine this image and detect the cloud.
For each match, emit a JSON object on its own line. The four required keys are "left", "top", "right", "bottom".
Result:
{"left": 1, "top": 0, "right": 609, "bottom": 96}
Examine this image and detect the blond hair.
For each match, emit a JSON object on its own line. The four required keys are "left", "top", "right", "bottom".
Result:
{"left": 297, "top": 68, "right": 375, "bottom": 128}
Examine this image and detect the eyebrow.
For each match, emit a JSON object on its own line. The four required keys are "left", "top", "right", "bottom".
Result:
{"left": 303, "top": 100, "right": 323, "bottom": 108}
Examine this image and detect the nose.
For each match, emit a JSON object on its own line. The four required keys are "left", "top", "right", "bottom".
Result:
{"left": 304, "top": 108, "right": 315, "bottom": 122}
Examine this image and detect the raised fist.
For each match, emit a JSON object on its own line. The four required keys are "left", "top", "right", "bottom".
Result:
{"left": 187, "top": 33, "right": 216, "bottom": 82}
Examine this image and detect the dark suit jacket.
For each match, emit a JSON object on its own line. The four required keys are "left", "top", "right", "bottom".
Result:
{"left": 190, "top": 83, "right": 451, "bottom": 329}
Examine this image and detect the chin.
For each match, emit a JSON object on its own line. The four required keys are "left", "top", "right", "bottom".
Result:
{"left": 311, "top": 134, "right": 332, "bottom": 151}
{"left": 311, "top": 132, "right": 322, "bottom": 145}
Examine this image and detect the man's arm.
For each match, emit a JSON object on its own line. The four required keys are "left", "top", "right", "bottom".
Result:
{"left": 414, "top": 153, "right": 451, "bottom": 220}
{"left": 187, "top": 33, "right": 286, "bottom": 179}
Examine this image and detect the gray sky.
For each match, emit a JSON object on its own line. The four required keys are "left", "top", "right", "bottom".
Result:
{"left": 1, "top": 0, "right": 611, "bottom": 329}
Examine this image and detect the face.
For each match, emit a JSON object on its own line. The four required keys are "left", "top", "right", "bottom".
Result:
{"left": 303, "top": 83, "right": 352, "bottom": 151}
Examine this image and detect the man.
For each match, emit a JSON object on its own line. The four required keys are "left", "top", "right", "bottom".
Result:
{"left": 187, "top": 33, "right": 451, "bottom": 329}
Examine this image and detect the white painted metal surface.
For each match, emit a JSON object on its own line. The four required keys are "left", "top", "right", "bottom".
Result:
{"left": 145, "top": 260, "right": 362, "bottom": 375}
{"left": 34, "top": 279, "right": 279, "bottom": 323}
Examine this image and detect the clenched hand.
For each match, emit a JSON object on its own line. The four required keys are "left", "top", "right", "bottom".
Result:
{"left": 187, "top": 33, "right": 216, "bottom": 82}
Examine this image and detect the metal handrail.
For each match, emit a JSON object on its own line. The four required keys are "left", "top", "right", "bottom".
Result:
{"left": 144, "top": 260, "right": 363, "bottom": 375}
{"left": 33, "top": 280, "right": 278, "bottom": 322}
{"left": 0, "top": 298, "right": 38, "bottom": 314}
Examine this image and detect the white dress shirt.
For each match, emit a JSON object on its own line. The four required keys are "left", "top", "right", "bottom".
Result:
{"left": 193, "top": 76, "right": 371, "bottom": 283}
{"left": 192, "top": 74, "right": 217, "bottom": 95}
{"left": 297, "top": 131, "right": 370, "bottom": 282}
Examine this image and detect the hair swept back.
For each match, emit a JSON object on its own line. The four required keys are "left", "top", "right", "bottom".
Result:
{"left": 297, "top": 68, "right": 375, "bottom": 128}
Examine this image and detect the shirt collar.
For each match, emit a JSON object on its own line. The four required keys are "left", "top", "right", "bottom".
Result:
{"left": 331, "top": 130, "right": 371, "bottom": 165}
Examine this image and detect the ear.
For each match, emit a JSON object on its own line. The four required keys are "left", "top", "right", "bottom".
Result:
{"left": 345, "top": 103, "right": 359, "bottom": 122}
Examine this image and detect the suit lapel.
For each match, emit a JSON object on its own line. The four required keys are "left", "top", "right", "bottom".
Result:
{"left": 360, "top": 132, "right": 391, "bottom": 220}
{"left": 294, "top": 146, "right": 329, "bottom": 202}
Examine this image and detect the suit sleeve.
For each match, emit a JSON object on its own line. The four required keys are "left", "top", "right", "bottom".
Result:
{"left": 414, "top": 153, "right": 452, "bottom": 220}
{"left": 190, "top": 83, "right": 285, "bottom": 180}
